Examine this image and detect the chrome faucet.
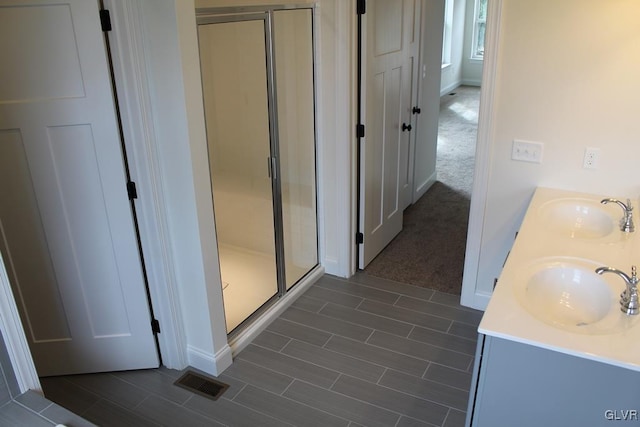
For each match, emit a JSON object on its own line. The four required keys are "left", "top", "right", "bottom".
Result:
{"left": 595, "top": 265, "right": 639, "bottom": 315}
{"left": 601, "top": 198, "right": 635, "bottom": 232}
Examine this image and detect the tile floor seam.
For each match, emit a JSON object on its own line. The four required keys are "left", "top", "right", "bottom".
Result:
{"left": 442, "top": 407, "right": 453, "bottom": 427}
{"left": 228, "top": 380, "right": 249, "bottom": 402}
{"left": 379, "top": 368, "right": 470, "bottom": 408}
{"left": 356, "top": 335, "right": 464, "bottom": 373}
{"left": 375, "top": 330, "right": 477, "bottom": 360}
{"left": 363, "top": 328, "right": 376, "bottom": 343}
{"left": 181, "top": 393, "right": 195, "bottom": 408}
{"left": 273, "top": 313, "right": 375, "bottom": 344}
{"left": 240, "top": 346, "right": 343, "bottom": 387}
{"left": 39, "top": 402, "right": 54, "bottom": 414}
{"left": 409, "top": 326, "right": 478, "bottom": 351}
{"left": 427, "top": 361, "right": 473, "bottom": 375}
{"left": 466, "top": 358, "right": 475, "bottom": 373}
{"left": 348, "top": 304, "right": 420, "bottom": 337}
{"left": 269, "top": 317, "right": 334, "bottom": 347}
{"left": 274, "top": 338, "right": 390, "bottom": 386}
{"left": 316, "top": 280, "right": 402, "bottom": 301}
{"left": 12, "top": 398, "right": 49, "bottom": 415}
{"left": 330, "top": 373, "right": 446, "bottom": 425}
{"left": 11, "top": 402, "right": 55, "bottom": 426}
{"left": 430, "top": 291, "right": 481, "bottom": 312}
{"left": 406, "top": 328, "right": 475, "bottom": 361}
{"left": 293, "top": 295, "right": 329, "bottom": 313}
{"left": 321, "top": 373, "right": 341, "bottom": 391}
{"left": 279, "top": 377, "right": 297, "bottom": 396}
{"left": 363, "top": 300, "right": 457, "bottom": 332}
{"left": 219, "top": 391, "right": 297, "bottom": 427}
{"left": 143, "top": 393, "right": 228, "bottom": 426}
{"left": 106, "top": 373, "right": 167, "bottom": 403}
{"left": 422, "top": 362, "right": 432, "bottom": 379}
{"left": 84, "top": 372, "right": 151, "bottom": 405}
{"left": 240, "top": 382, "right": 353, "bottom": 427}
{"left": 377, "top": 368, "right": 389, "bottom": 386}
{"left": 394, "top": 297, "right": 482, "bottom": 326}
{"left": 371, "top": 375, "right": 462, "bottom": 418}
{"left": 445, "top": 320, "right": 454, "bottom": 334}
{"left": 335, "top": 275, "right": 435, "bottom": 302}
{"left": 321, "top": 378, "right": 409, "bottom": 424}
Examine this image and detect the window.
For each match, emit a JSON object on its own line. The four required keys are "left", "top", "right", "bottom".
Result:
{"left": 442, "top": 0, "right": 453, "bottom": 67}
{"left": 471, "top": 0, "right": 487, "bottom": 59}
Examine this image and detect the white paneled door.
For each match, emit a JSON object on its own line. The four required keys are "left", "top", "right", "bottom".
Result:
{"left": 359, "top": 0, "right": 418, "bottom": 268}
{"left": 0, "top": 0, "right": 158, "bottom": 376}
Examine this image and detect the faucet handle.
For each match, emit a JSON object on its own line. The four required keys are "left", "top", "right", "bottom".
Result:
{"left": 632, "top": 265, "right": 637, "bottom": 283}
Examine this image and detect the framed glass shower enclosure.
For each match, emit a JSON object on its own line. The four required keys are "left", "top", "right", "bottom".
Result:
{"left": 197, "top": 6, "right": 319, "bottom": 334}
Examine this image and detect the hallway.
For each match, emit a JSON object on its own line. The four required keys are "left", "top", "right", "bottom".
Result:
{"left": 363, "top": 86, "right": 480, "bottom": 295}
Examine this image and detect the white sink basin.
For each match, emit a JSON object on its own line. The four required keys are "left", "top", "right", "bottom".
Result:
{"left": 537, "top": 198, "right": 617, "bottom": 239}
{"left": 514, "top": 258, "right": 639, "bottom": 334}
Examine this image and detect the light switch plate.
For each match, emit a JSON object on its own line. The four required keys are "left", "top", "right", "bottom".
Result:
{"left": 512, "top": 140, "right": 544, "bottom": 163}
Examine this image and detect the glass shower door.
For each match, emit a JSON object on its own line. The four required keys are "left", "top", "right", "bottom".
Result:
{"left": 273, "top": 9, "right": 319, "bottom": 290}
{"left": 198, "top": 17, "right": 278, "bottom": 333}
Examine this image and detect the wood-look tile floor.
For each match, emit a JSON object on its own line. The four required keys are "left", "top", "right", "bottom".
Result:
{"left": 40, "top": 273, "right": 482, "bottom": 427}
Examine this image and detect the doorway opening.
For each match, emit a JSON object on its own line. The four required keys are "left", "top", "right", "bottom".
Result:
{"left": 358, "top": 0, "right": 484, "bottom": 296}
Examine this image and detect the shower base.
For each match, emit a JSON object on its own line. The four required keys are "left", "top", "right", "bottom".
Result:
{"left": 219, "top": 244, "right": 278, "bottom": 332}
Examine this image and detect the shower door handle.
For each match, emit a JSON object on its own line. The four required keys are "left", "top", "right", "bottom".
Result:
{"left": 267, "top": 156, "right": 277, "bottom": 180}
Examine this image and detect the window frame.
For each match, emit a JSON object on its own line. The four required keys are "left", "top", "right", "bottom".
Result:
{"left": 470, "top": 0, "right": 487, "bottom": 60}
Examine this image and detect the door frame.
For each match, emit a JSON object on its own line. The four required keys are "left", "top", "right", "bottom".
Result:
{"left": 0, "top": 0, "right": 186, "bottom": 392}
{"left": 354, "top": 0, "right": 502, "bottom": 310}
{"left": 459, "top": 0, "right": 502, "bottom": 309}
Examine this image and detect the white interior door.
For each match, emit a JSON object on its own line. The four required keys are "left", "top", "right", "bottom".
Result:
{"left": 359, "top": 0, "right": 417, "bottom": 268}
{"left": 0, "top": 0, "right": 158, "bottom": 376}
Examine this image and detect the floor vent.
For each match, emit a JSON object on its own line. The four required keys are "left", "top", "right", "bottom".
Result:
{"left": 174, "top": 370, "right": 229, "bottom": 401}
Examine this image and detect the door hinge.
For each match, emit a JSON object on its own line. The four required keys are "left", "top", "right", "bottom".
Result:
{"left": 127, "top": 181, "right": 138, "bottom": 200}
{"left": 100, "top": 9, "right": 112, "bottom": 32}
{"left": 151, "top": 319, "right": 161, "bottom": 334}
{"left": 357, "top": 0, "right": 366, "bottom": 15}
{"left": 356, "top": 124, "right": 365, "bottom": 138}
{"left": 356, "top": 232, "right": 364, "bottom": 244}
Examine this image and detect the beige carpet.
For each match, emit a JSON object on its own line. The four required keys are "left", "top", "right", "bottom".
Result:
{"left": 363, "top": 85, "right": 480, "bottom": 294}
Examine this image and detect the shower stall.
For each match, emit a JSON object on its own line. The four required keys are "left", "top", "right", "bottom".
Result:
{"left": 196, "top": 6, "right": 319, "bottom": 333}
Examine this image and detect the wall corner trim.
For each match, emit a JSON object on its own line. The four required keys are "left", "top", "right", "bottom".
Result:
{"left": 460, "top": 0, "right": 503, "bottom": 311}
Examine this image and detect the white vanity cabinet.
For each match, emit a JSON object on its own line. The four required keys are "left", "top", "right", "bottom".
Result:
{"left": 466, "top": 335, "right": 640, "bottom": 427}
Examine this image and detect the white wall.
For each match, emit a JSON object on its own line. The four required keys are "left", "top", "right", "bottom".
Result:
{"left": 471, "top": 0, "right": 640, "bottom": 303}
{"left": 139, "top": 0, "right": 232, "bottom": 375}
{"left": 440, "top": 0, "right": 466, "bottom": 94}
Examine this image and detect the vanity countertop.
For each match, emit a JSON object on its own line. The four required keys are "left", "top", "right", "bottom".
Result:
{"left": 478, "top": 186, "right": 640, "bottom": 371}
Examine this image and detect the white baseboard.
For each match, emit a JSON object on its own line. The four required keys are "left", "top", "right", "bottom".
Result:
{"left": 227, "top": 265, "right": 324, "bottom": 359}
{"left": 413, "top": 170, "right": 437, "bottom": 203}
{"left": 186, "top": 343, "right": 233, "bottom": 377}
{"left": 461, "top": 79, "right": 482, "bottom": 87}
{"left": 460, "top": 289, "right": 490, "bottom": 311}
{"left": 440, "top": 81, "right": 461, "bottom": 97}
